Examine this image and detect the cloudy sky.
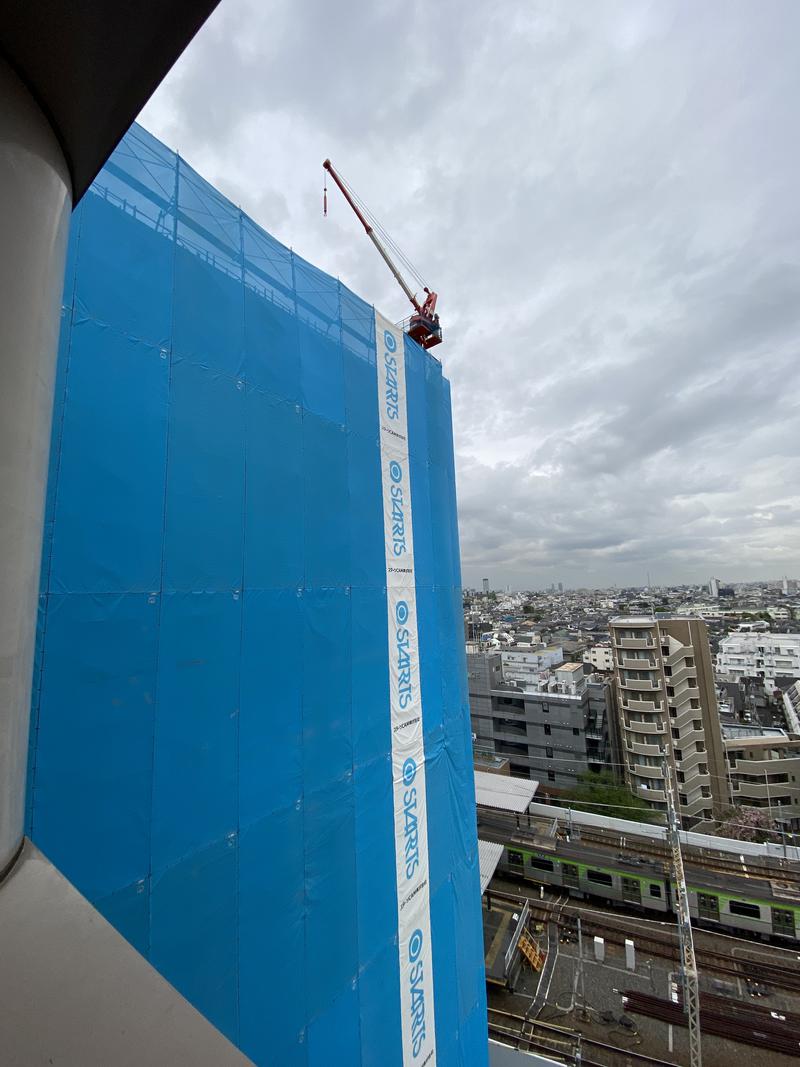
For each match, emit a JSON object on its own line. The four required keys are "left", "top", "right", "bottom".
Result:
{"left": 140, "top": 0, "right": 800, "bottom": 591}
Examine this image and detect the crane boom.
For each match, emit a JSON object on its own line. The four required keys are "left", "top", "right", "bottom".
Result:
{"left": 323, "top": 159, "right": 442, "bottom": 350}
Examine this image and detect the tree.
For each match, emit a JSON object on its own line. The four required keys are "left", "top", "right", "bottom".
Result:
{"left": 715, "top": 806, "right": 775, "bottom": 843}
{"left": 560, "top": 771, "right": 662, "bottom": 824}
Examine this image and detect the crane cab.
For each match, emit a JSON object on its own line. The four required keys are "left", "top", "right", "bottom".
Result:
{"left": 408, "top": 312, "right": 442, "bottom": 350}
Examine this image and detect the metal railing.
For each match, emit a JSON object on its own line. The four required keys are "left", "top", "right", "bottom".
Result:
{"left": 504, "top": 897, "right": 531, "bottom": 973}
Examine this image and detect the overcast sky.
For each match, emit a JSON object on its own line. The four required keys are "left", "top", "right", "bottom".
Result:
{"left": 140, "top": 0, "right": 800, "bottom": 591}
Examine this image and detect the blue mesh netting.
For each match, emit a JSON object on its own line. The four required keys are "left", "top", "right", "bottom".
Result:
{"left": 27, "top": 122, "right": 486, "bottom": 1067}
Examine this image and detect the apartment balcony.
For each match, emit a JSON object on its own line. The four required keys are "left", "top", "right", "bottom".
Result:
{"left": 667, "top": 663, "right": 691, "bottom": 687}
{"left": 491, "top": 726, "right": 529, "bottom": 744}
{"left": 615, "top": 637, "right": 655, "bottom": 650}
{"left": 619, "top": 678, "right": 660, "bottom": 692}
{"left": 620, "top": 657, "right": 657, "bottom": 671}
{"left": 630, "top": 764, "right": 663, "bottom": 779}
{"left": 678, "top": 750, "right": 708, "bottom": 775}
{"left": 676, "top": 726, "right": 705, "bottom": 745}
{"left": 630, "top": 777, "right": 666, "bottom": 803}
{"left": 629, "top": 740, "right": 663, "bottom": 757}
{"left": 623, "top": 718, "right": 663, "bottom": 736}
{"left": 665, "top": 645, "right": 693, "bottom": 669}
{"left": 731, "top": 780, "right": 773, "bottom": 801}
{"left": 670, "top": 704, "right": 702, "bottom": 729}
{"left": 624, "top": 697, "right": 663, "bottom": 713}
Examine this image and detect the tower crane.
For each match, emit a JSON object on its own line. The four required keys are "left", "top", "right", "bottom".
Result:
{"left": 322, "top": 159, "right": 442, "bottom": 351}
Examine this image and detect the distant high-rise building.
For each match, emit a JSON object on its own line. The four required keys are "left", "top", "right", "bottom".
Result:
{"left": 558, "top": 582, "right": 563, "bottom": 594}
{"left": 608, "top": 616, "right": 727, "bottom": 828}
{"left": 709, "top": 577, "right": 721, "bottom": 599}
{"left": 482, "top": 577, "right": 489, "bottom": 595}
{"left": 782, "top": 577, "right": 798, "bottom": 596}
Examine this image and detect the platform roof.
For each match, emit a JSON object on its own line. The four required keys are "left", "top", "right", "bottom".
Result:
{"left": 475, "top": 770, "right": 538, "bottom": 814}
{"left": 478, "top": 840, "right": 504, "bottom": 894}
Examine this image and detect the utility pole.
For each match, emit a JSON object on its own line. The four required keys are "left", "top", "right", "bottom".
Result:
{"left": 576, "top": 916, "right": 587, "bottom": 1019}
{"left": 663, "top": 755, "right": 702, "bottom": 1067}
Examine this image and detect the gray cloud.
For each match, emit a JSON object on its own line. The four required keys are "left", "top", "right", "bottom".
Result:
{"left": 140, "top": 0, "right": 800, "bottom": 588}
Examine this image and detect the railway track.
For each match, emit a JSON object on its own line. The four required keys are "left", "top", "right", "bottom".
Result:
{"left": 621, "top": 990, "right": 800, "bottom": 1058}
{"left": 487, "top": 1006, "right": 680, "bottom": 1067}
{"left": 575, "top": 826, "right": 800, "bottom": 884}
{"left": 477, "top": 806, "right": 800, "bottom": 884}
{"left": 491, "top": 889, "right": 800, "bottom": 993}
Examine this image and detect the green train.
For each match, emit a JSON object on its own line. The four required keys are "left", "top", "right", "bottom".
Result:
{"left": 497, "top": 839, "right": 800, "bottom": 942}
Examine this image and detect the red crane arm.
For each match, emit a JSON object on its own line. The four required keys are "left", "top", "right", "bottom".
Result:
{"left": 322, "top": 159, "right": 442, "bottom": 351}
{"left": 323, "top": 158, "right": 422, "bottom": 315}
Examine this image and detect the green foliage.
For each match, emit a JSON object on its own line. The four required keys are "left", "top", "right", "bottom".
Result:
{"left": 561, "top": 771, "right": 662, "bottom": 824}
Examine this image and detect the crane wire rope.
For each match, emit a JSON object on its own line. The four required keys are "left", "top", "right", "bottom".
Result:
{"left": 328, "top": 164, "right": 429, "bottom": 293}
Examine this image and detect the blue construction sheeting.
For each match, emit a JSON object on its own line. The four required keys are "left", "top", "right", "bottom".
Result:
{"left": 27, "top": 123, "right": 487, "bottom": 1067}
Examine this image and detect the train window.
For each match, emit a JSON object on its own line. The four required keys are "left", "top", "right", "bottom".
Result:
{"left": 698, "top": 893, "right": 719, "bottom": 920}
{"left": 772, "top": 908, "right": 795, "bottom": 934}
{"left": 586, "top": 869, "right": 613, "bottom": 887}
{"left": 729, "top": 900, "right": 760, "bottom": 919}
{"left": 529, "top": 856, "right": 554, "bottom": 872}
{"left": 508, "top": 850, "right": 524, "bottom": 867}
{"left": 650, "top": 884, "right": 662, "bottom": 897}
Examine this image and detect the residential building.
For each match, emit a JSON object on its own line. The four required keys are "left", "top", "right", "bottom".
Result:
{"left": 583, "top": 643, "right": 614, "bottom": 672}
{"left": 783, "top": 680, "right": 800, "bottom": 735}
{"left": 467, "top": 650, "right": 617, "bottom": 793}
{"left": 608, "top": 615, "right": 727, "bottom": 828}
{"left": 501, "top": 645, "right": 564, "bottom": 684}
{"left": 716, "top": 631, "right": 800, "bottom": 689}
{"left": 724, "top": 726, "right": 800, "bottom": 832}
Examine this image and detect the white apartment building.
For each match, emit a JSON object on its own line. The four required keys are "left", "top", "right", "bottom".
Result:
{"left": 724, "top": 725, "right": 800, "bottom": 832}
{"left": 501, "top": 645, "right": 564, "bottom": 686}
{"left": 583, "top": 643, "right": 614, "bottom": 672}
{"left": 716, "top": 632, "right": 800, "bottom": 689}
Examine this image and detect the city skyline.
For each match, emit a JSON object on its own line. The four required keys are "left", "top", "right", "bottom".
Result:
{"left": 464, "top": 575, "right": 798, "bottom": 594}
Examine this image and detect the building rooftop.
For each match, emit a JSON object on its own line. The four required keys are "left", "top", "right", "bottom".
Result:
{"left": 722, "top": 724, "right": 788, "bottom": 740}
{"left": 475, "top": 770, "right": 538, "bottom": 813}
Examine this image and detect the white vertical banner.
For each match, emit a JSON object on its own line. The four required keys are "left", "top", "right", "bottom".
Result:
{"left": 376, "top": 311, "right": 437, "bottom": 1067}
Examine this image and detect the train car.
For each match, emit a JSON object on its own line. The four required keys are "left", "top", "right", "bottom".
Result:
{"left": 686, "top": 869, "right": 800, "bottom": 942}
{"left": 493, "top": 838, "right": 800, "bottom": 945}
{"left": 477, "top": 802, "right": 800, "bottom": 945}
{"left": 499, "top": 841, "right": 671, "bottom": 915}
